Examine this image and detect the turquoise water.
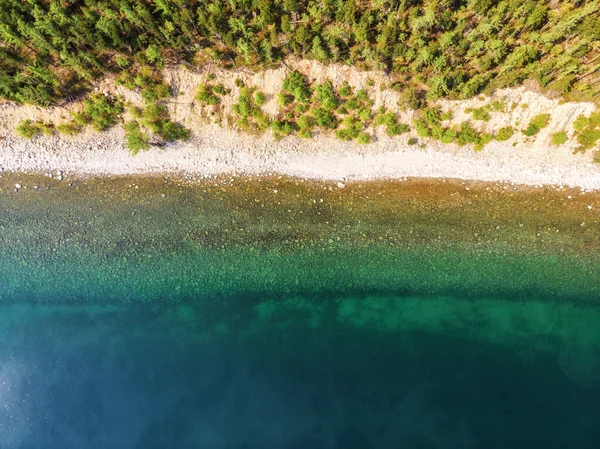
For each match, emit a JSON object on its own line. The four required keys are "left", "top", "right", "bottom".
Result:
{"left": 0, "top": 175, "right": 599, "bottom": 447}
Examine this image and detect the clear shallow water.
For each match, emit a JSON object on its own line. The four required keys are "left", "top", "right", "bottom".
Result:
{"left": 0, "top": 175, "right": 599, "bottom": 448}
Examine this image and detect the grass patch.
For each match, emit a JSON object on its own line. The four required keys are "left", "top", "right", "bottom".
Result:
{"left": 495, "top": 126, "right": 514, "bottom": 141}
{"left": 522, "top": 114, "right": 550, "bottom": 137}
{"left": 551, "top": 132, "right": 568, "bottom": 146}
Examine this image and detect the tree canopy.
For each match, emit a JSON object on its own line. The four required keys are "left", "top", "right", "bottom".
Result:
{"left": 1, "top": 0, "right": 599, "bottom": 106}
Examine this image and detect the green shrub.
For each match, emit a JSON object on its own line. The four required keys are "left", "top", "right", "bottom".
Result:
{"left": 56, "top": 122, "right": 81, "bottom": 136}
{"left": 413, "top": 119, "right": 432, "bottom": 137}
{"left": 386, "top": 123, "right": 410, "bottom": 136}
{"left": 358, "top": 107, "right": 372, "bottom": 122}
{"left": 408, "top": 137, "right": 418, "bottom": 145}
{"left": 161, "top": 121, "right": 190, "bottom": 141}
{"left": 421, "top": 108, "right": 441, "bottom": 126}
{"left": 77, "top": 94, "right": 124, "bottom": 132}
{"left": 271, "top": 119, "right": 297, "bottom": 139}
{"left": 551, "top": 132, "right": 568, "bottom": 145}
{"left": 339, "top": 83, "right": 353, "bottom": 97}
{"left": 212, "top": 84, "right": 229, "bottom": 95}
{"left": 311, "top": 107, "right": 338, "bottom": 129}
{"left": 491, "top": 101, "right": 506, "bottom": 112}
{"left": 456, "top": 122, "right": 481, "bottom": 145}
{"left": 357, "top": 132, "right": 371, "bottom": 144}
{"left": 297, "top": 115, "right": 314, "bottom": 130}
{"left": 356, "top": 89, "right": 368, "bottom": 101}
{"left": 196, "top": 84, "right": 219, "bottom": 105}
{"left": 315, "top": 81, "right": 339, "bottom": 110}
{"left": 522, "top": 113, "right": 550, "bottom": 137}
{"left": 282, "top": 71, "right": 312, "bottom": 103}
{"left": 576, "top": 128, "right": 600, "bottom": 150}
{"left": 468, "top": 106, "right": 491, "bottom": 121}
{"left": 16, "top": 120, "right": 40, "bottom": 139}
{"left": 36, "top": 122, "right": 54, "bottom": 136}
{"left": 298, "top": 128, "right": 312, "bottom": 138}
{"left": 344, "top": 97, "right": 360, "bottom": 110}
{"left": 375, "top": 111, "right": 397, "bottom": 127}
{"left": 124, "top": 121, "right": 149, "bottom": 154}
{"left": 495, "top": 126, "right": 514, "bottom": 141}
{"left": 277, "top": 92, "right": 294, "bottom": 107}
{"left": 440, "top": 128, "right": 457, "bottom": 144}
{"left": 253, "top": 91, "right": 266, "bottom": 107}
{"left": 440, "top": 110, "right": 453, "bottom": 120}
{"left": 474, "top": 133, "right": 493, "bottom": 151}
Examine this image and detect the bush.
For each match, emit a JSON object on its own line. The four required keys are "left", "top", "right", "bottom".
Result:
{"left": 56, "top": 122, "right": 81, "bottom": 136}
{"left": 386, "top": 123, "right": 410, "bottom": 136}
{"left": 491, "top": 101, "right": 506, "bottom": 112}
{"left": 78, "top": 94, "right": 124, "bottom": 132}
{"left": 36, "top": 122, "right": 54, "bottom": 136}
{"left": 357, "top": 132, "right": 371, "bottom": 144}
{"left": 468, "top": 106, "right": 491, "bottom": 122}
{"left": 522, "top": 113, "right": 550, "bottom": 137}
{"left": 421, "top": 108, "right": 441, "bottom": 126}
{"left": 408, "top": 137, "right": 418, "bottom": 145}
{"left": 339, "top": 83, "right": 353, "bottom": 97}
{"left": 311, "top": 107, "right": 338, "bottom": 129}
{"left": 281, "top": 71, "right": 312, "bottom": 103}
{"left": 277, "top": 93, "right": 294, "bottom": 107}
{"left": 495, "top": 126, "right": 514, "bottom": 141}
{"left": 253, "top": 91, "right": 266, "bottom": 107}
{"left": 576, "top": 128, "right": 600, "bottom": 150}
{"left": 551, "top": 132, "right": 568, "bottom": 145}
{"left": 160, "top": 121, "right": 190, "bottom": 141}
{"left": 375, "top": 111, "right": 397, "bottom": 127}
{"left": 456, "top": 122, "right": 481, "bottom": 145}
{"left": 124, "top": 121, "right": 149, "bottom": 154}
{"left": 315, "top": 81, "right": 339, "bottom": 110}
{"left": 16, "top": 120, "right": 40, "bottom": 139}
{"left": 413, "top": 119, "right": 432, "bottom": 137}
{"left": 196, "top": 84, "right": 219, "bottom": 105}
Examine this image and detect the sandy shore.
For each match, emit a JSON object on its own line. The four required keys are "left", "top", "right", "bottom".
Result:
{"left": 1, "top": 119, "right": 599, "bottom": 190}
{"left": 1, "top": 61, "right": 599, "bottom": 189}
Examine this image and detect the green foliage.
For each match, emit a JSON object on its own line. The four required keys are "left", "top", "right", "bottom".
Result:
{"left": 271, "top": 119, "right": 297, "bottom": 139}
{"left": 195, "top": 84, "right": 218, "bottom": 105}
{"left": 139, "top": 101, "right": 189, "bottom": 142}
{"left": 522, "top": 114, "right": 551, "bottom": 137}
{"left": 282, "top": 71, "right": 312, "bottom": 103}
{"left": 314, "top": 82, "right": 339, "bottom": 110}
{"left": 253, "top": 91, "right": 266, "bottom": 107}
{"left": 357, "top": 132, "right": 371, "bottom": 144}
{"left": 117, "top": 67, "right": 171, "bottom": 102}
{"left": 576, "top": 129, "right": 600, "bottom": 150}
{"left": 467, "top": 106, "right": 491, "bottom": 122}
{"left": 1, "top": 0, "right": 600, "bottom": 107}
{"left": 495, "top": 126, "right": 514, "bottom": 141}
{"left": 491, "top": 101, "right": 506, "bottom": 112}
{"left": 124, "top": 121, "right": 149, "bottom": 154}
{"left": 551, "top": 132, "right": 568, "bottom": 146}
{"left": 232, "top": 87, "right": 269, "bottom": 133}
{"left": 386, "top": 124, "right": 410, "bottom": 136}
{"left": 311, "top": 107, "right": 338, "bottom": 129}
{"left": 456, "top": 122, "right": 481, "bottom": 146}
{"left": 56, "top": 122, "right": 81, "bottom": 136}
{"left": 16, "top": 120, "right": 41, "bottom": 139}
{"left": 76, "top": 94, "right": 124, "bottom": 132}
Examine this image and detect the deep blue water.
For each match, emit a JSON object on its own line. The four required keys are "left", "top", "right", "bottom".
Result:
{"left": 1, "top": 297, "right": 599, "bottom": 449}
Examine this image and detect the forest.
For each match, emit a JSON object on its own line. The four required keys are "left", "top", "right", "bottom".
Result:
{"left": 1, "top": 0, "right": 599, "bottom": 107}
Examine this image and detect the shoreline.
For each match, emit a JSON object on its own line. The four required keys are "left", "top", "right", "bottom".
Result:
{"left": 1, "top": 61, "right": 599, "bottom": 190}
{"left": 1, "top": 122, "right": 599, "bottom": 190}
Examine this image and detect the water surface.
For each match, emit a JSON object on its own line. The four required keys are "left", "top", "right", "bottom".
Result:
{"left": 0, "top": 174, "right": 599, "bottom": 448}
